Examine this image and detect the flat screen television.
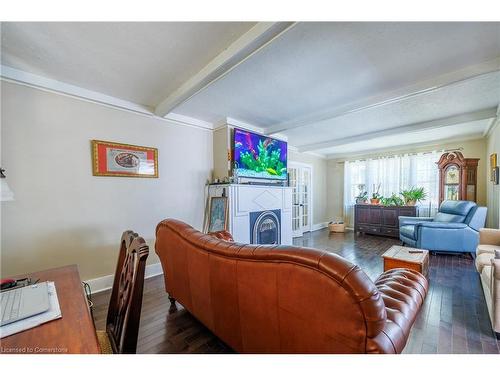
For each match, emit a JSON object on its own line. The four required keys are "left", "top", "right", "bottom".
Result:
{"left": 233, "top": 128, "right": 288, "bottom": 180}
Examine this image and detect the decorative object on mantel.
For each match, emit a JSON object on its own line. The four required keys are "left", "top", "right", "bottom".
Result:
{"left": 400, "top": 187, "right": 427, "bottom": 206}
{"left": 91, "top": 140, "right": 158, "bottom": 178}
{"left": 370, "top": 183, "right": 381, "bottom": 204}
{"left": 0, "top": 168, "right": 14, "bottom": 201}
{"left": 437, "top": 151, "right": 479, "bottom": 203}
{"left": 207, "top": 196, "right": 228, "bottom": 233}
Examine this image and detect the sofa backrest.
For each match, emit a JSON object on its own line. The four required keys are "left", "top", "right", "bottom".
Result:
{"left": 155, "top": 219, "right": 387, "bottom": 353}
{"left": 465, "top": 206, "right": 488, "bottom": 231}
{"left": 434, "top": 200, "right": 477, "bottom": 223}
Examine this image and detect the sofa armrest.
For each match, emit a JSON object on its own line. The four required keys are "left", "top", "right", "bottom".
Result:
{"left": 493, "top": 258, "right": 500, "bottom": 281}
{"left": 492, "top": 259, "right": 500, "bottom": 333}
{"left": 368, "top": 269, "right": 428, "bottom": 353}
{"left": 399, "top": 216, "right": 433, "bottom": 226}
{"left": 479, "top": 228, "right": 500, "bottom": 246}
{"left": 417, "top": 222, "right": 468, "bottom": 230}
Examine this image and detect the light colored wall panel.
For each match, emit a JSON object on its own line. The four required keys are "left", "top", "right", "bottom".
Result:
{"left": 1, "top": 82, "right": 213, "bottom": 280}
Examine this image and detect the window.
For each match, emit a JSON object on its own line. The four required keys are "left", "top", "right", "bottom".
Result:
{"left": 343, "top": 151, "right": 442, "bottom": 225}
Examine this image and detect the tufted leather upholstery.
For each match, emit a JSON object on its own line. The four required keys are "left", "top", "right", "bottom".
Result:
{"left": 155, "top": 219, "right": 428, "bottom": 354}
{"left": 207, "top": 230, "right": 234, "bottom": 242}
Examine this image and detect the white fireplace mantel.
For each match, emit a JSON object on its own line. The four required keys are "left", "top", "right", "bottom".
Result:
{"left": 207, "top": 184, "right": 293, "bottom": 245}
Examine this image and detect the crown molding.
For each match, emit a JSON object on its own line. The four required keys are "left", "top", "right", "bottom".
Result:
{"left": 164, "top": 113, "right": 213, "bottom": 130}
{"left": 325, "top": 133, "right": 486, "bottom": 161}
{"left": 1, "top": 65, "right": 215, "bottom": 131}
{"left": 484, "top": 104, "right": 500, "bottom": 138}
{"left": 298, "top": 108, "right": 497, "bottom": 153}
{"left": 266, "top": 59, "right": 500, "bottom": 135}
{"left": 1, "top": 65, "right": 153, "bottom": 115}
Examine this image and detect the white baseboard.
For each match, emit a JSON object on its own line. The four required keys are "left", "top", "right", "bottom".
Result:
{"left": 85, "top": 262, "right": 163, "bottom": 294}
{"left": 311, "top": 222, "right": 329, "bottom": 231}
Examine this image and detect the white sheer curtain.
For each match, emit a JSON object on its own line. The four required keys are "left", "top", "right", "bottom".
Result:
{"left": 343, "top": 151, "right": 442, "bottom": 226}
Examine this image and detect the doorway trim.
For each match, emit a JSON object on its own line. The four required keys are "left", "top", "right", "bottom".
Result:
{"left": 288, "top": 161, "right": 314, "bottom": 237}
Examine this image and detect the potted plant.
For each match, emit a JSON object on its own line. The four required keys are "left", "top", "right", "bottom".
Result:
{"left": 370, "top": 183, "right": 382, "bottom": 204}
{"left": 355, "top": 191, "right": 368, "bottom": 204}
{"left": 400, "top": 187, "right": 427, "bottom": 206}
{"left": 355, "top": 184, "right": 368, "bottom": 204}
{"left": 381, "top": 194, "right": 404, "bottom": 206}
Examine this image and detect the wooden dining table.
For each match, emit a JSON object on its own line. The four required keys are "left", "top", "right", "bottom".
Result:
{"left": 0, "top": 265, "right": 100, "bottom": 354}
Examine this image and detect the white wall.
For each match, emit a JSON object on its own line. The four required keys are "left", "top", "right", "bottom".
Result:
{"left": 288, "top": 150, "right": 329, "bottom": 226}
{"left": 486, "top": 121, "right": 500, "bottom": 228}
{"left": 1, "top": 82, "right": 213, "bottom": 280}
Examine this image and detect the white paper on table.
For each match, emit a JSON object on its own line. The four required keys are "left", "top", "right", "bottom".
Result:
{"left": 0, "top": 281, "right": 62, "bottom": 338}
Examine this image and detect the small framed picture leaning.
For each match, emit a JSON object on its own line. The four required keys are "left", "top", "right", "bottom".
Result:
{"left": 490, "top": 153, "right": 498, "bottom": 183}
{"left": 207, "top": 196, "right": 228, "bottom": 233}
{"left": 91, "top": 140, "right": 158, "bottom": 178}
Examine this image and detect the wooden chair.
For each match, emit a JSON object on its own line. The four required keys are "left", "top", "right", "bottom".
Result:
{"left": 96, "top": 231, "right": 149, "bottom": 354}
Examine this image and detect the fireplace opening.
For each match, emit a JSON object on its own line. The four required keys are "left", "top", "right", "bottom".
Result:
{"left": 250, "top": 209, "right": 281, "bottom": 245}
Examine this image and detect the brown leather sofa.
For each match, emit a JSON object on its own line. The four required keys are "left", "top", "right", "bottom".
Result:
{"left": 155, "top": 219, "right": 428, "bottom": 353}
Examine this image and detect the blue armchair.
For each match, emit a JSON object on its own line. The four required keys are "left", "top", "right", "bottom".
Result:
{"left": 399, "top": 200, "right": 487, "bottom": 253}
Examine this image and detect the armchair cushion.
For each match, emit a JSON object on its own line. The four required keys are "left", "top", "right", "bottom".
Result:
{"left": 400, "top": 225, "right": 416, "bottom": 240}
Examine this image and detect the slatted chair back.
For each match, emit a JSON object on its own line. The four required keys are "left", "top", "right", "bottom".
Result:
{"left": 106, "top": 230, "right": 149, "bottom": 354}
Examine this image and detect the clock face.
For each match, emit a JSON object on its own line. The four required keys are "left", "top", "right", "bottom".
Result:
{"left": 445, "top": 165, "right": 459, "bottom": 184}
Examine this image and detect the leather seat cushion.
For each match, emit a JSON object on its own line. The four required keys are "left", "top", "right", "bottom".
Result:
{"left": 476, "top": 253, "right": 494, "bottom": 273}
{"left": 369, "top": 268, "right": 428, "bottom": 353}
{"left": 477, "top": 244, "right": 500, "bottom": 256}
{"left": 400, "top": 225, "right": 416, "bottom": 240}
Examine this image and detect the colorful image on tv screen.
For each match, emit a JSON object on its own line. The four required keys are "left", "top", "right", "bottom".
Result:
{"left": 233, "top": 128, "right": 287, "bottom": 180}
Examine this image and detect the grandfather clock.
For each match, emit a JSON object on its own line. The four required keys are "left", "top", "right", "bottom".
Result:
{"left": 437, "top": 151, "right": 479, "bottom": 204}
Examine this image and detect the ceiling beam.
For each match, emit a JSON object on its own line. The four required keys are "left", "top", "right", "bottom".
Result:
{"left": 297, "top": 108, "right": 498, "bottom": 152}
{"left": 265, "top": 58, "right": 500, "bottom": 135}
{"left": 154, "top": 22, "right": 296, "bottom": 117}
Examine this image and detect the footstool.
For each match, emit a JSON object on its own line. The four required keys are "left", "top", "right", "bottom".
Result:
{"left": 382, "top": 245, "right": 429, "bottom": 278}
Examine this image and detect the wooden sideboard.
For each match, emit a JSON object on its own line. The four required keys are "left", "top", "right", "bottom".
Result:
{"left": 354, "top": 204, "right": 418, "bottom": 238}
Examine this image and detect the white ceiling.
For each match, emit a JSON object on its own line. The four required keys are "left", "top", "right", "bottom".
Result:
{"left": 285, "top": 71, "right": 500, "bottom": 148}
{"left": 1, "top": 22, "right": 255, "bottom": 107}
{"left": 316, "top": 119, "right": 492, "bottom": 156}
{"left": 1, "top": 22, "right": 499, "bottom": 157}
{"left": 174, "top": 22, "right": 500, "bottom": 124}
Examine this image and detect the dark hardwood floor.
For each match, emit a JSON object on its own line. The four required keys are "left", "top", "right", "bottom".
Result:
{"left": 92, "top": 229, "right": 499, "bottom": 354}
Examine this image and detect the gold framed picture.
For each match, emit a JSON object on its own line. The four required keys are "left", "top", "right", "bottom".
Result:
{"left": 493, "top": 167, "right": 499, "bottom": 185}
{"left": 91, "top": 140, "right": 158, "bottom": 178}
{"left": 491, "top": 153, "right": 498, "bottom": 182}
